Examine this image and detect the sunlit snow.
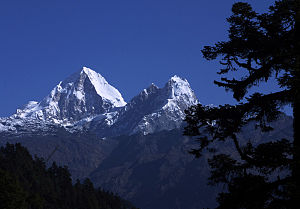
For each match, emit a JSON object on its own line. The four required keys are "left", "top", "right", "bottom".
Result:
{"left": 82, "top": 67, "right": 126, "bottom": 107}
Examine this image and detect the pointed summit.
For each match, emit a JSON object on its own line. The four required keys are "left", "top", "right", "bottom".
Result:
{"left": 16, "top": 67, "right": 126, "bottom": 122}
{"left": 79, "top": 67, "right": 126, "bottom": 107}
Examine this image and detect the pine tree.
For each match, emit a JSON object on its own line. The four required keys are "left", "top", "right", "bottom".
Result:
{"left": 184, "top": 0, "right": 299, "bottom": 208}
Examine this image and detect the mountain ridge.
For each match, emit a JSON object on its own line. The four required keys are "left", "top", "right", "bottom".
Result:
{"left": 0, "top": 67, "right": 198, "bottom": 137}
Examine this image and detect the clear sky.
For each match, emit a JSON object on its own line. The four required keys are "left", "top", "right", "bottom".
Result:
{"left": 0, "top": 0, "right": 278, "bottom": 117}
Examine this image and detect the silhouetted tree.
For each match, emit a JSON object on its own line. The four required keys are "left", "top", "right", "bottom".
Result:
{"left": 184, "top": 0, "right": 299, "bottom": 208}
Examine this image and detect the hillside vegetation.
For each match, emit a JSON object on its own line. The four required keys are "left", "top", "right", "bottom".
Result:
{"left": 0, "top": 143, "right": 138, "bottom": 209}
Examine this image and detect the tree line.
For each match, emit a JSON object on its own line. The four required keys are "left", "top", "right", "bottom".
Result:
{"left": 0, "top": 143, "right": 138, "bottom": 209}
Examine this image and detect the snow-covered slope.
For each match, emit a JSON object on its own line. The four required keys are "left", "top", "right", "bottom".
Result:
{"left": 80, "top": 67, "right": 126, "bottom": 107}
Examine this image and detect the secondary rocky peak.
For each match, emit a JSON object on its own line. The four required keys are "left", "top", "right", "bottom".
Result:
{"left": 148, "top": 83, "right": 159, "bottom": 91}
{"left": 141, "top": 83, "right": 159, "bottom": 96}
{"left": 162, "top": 75, "right": 198, "bottom": 104}
{"left": 167, "top": 75, "right": 186, "bottom": 87}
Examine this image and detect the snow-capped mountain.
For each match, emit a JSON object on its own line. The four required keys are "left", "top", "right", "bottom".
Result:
{"left": 0, "top": 67, "right": 126, "bottom": 135}
{"left": 0, "top": 67, "right": 198, "bottom": 137}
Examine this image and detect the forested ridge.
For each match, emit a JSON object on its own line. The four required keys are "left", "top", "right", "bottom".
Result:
{"left": 0, "top": 143, "right": 138, "bottom": 209}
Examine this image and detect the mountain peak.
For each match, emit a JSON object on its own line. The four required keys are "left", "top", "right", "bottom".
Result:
{"left": 150, "top": 82, "right": 158, "bottom": 87}
{"left": 79, "top": 67, "right": 126, "bottom": 107}
{"left": 80, "top": 67, "right": 108, "bottom": 86}
{"left": 169, "top": 75, "right": 187, "bottom": 83}
{"left": 82, "top": 66, "right": 93, "bottom": 73}
{"left": 14, "top": 67, "right": 127, "bottom": 122}
{"left": 81, "top": 67, "right": 105, "bottom": 81}
{"left": 146, "top": 83, "right": 159, "bottom": 91}
{"left": 164, "top": 75, "right": 196, "bottom": 100}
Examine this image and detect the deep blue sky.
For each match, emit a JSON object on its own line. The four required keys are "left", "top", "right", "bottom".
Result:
{"left": 0, "top": 0, "right": 278, "bottom": 117}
